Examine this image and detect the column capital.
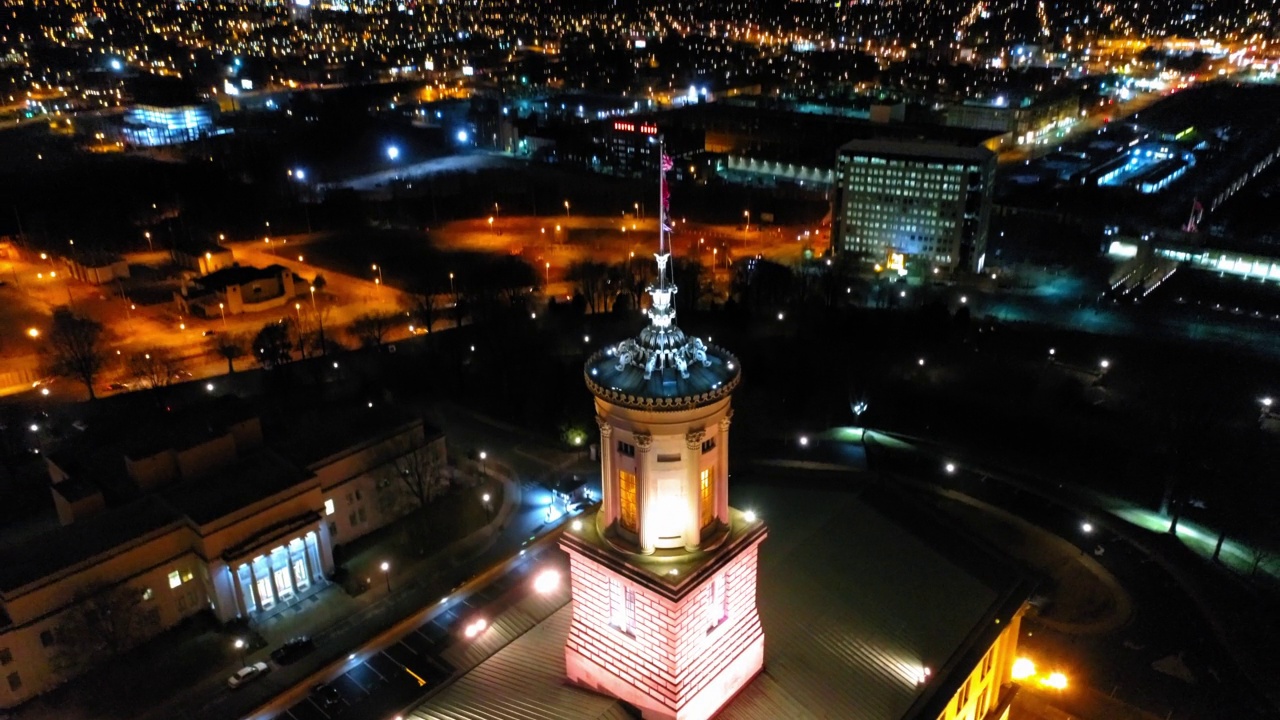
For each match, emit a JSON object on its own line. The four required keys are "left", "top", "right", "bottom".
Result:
{"left": 596, "top": 415, "right": 613, "bottom": 438}
{"left": 634, "top": 432, "right": 653, "bottom": 452}
{"left": 685, "top": 428, "right": 705, "bottom": 449}
{"left": 719, "top": 409, "right": 734, "bottom": 433}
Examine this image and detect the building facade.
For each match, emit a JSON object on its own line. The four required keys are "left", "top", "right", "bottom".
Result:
{"left": 0, "top": 400, "right": 444, "bottom": 709}
{"left": 562, "top": 150, "right": 765, "bottom": 720}
{"left": 832, "top": 139, "right": 996, "bottom": 273}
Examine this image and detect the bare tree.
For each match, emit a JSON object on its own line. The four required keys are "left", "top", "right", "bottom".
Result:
{"left": 392, "top": 441, "right": 449, "bottom": 512}
{"left": 411, "top": 294, "right": 440, "bottom": 334}
{"left": 126, "top": 348, "right": 179, "bottom": 389}
{"left": 347, "top": 311, "right": 399, "bottom": 348}
{"left": 45, "top": 308, "right": 110, "bottom": 400}
{"left": 52, "top": 583, "right": 160, "bottom": 673}
{"left": 211, "top": 333, "right": 248, "bottom": 373}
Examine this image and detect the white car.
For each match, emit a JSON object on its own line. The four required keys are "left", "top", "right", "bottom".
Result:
{"left": 227, "top": 661, "right": 269, "bottom": 689}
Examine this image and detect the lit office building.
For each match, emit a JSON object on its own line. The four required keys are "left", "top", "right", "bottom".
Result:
{"left": 832, "top": 139, "right": 996, "bottom": 274}
{"left": 122, "top": 104, "right": 217, "bottom": 147}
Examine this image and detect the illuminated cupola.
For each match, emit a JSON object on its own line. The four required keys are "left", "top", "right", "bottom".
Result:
{"left": 562, "top": 146, "right": 766, "bottom": 720}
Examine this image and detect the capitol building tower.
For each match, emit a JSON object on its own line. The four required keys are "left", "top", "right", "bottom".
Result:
{"left": 562, "top": 149, "right": 766, "bottom": 720}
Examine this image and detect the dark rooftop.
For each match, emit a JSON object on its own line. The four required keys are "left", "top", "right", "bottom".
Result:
{"left": 270, "top": 398, "right": 428, "bottom": 468}
{"left": 0, "top": 496, "right": 182, "bottom": 594}
{"left": 161, "top": 450, "right": 312, "bottom": 527}
{"left": 194, "top": 263, "right": 290, "bottom": 290}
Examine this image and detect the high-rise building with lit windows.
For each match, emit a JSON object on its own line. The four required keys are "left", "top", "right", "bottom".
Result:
{"left": 832, "top": 140, "right": 996, "bottom": 273}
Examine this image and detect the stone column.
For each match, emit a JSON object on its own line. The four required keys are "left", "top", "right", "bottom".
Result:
{"left": 597, "top": 416, "right": 616, "bottom": 527}
{"left": 684, "top": 429, "right": 706, "bottom": 551}
{"left": 248, "top": 560, "right": 265, "bottom": 610}
{"left": 232, "top": 565, "right": 249, "bottom": 616}
{"left": 717, "top": 411, "right": 732, "bottom": 525}
{"left": 634, "top": 431, "right": 654, "bottom": 554}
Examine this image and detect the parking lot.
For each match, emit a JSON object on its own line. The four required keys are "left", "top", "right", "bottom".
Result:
{"left": 270, "top": 559, "right": 543, "bottom": 720}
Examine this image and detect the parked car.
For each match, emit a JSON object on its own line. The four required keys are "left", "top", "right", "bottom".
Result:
{"left": 226, "top": 661, "right": 269, "bottom": 689}
{"left": 312, "top": 682, "right": 341, "bottom": 708}
{"left": 105, "top": 382, "right": 130, "bottom": 391}
{"left": 171, "top": 369, "right": 193, "bottom": 380}
{"left": 270, "top": 636, "right": 314, "bottom": 665}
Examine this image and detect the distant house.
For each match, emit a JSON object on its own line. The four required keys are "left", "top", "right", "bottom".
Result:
{"left": 65, "top": 251, "right": 129, "bottom": 285}
{"left": 171, "top": 244, "right": 235, "bottom": 275}
{"left": 175, "top": 263, "right": 302, "bottom": 318}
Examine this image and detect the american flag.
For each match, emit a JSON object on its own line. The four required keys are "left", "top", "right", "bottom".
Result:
{"left": 661, "top": 154, "right": 674, "bottom": 172}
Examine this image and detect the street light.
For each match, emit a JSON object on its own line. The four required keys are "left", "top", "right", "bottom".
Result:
{"left": 743, "top": 209, "right": 750, "bottom": 232}
{"left": 234, "top": 638, "right": 247, "bottom": 667}
{"left": 544, "top": 261, "right": 550, "bottom": 286}
{"left": 380, "top": 561, "right": 391, "bottom": 593}
{"left": 1100, "top": 358, "right": 1111, "bottom": 370}
{"left": 372, "top": 263, "right": 383, "bottom": 292}
{"left": 26, "top": 328, "right": 39, "bottom": 338}
{"left": 218, "top": 302, "right": 226, "bottom": 329}
{"left": 449, "top": 272, "right": 455, "bottom": 296}
{"left": 482, "top": 492, "right": 492, "bottom": 521}
{"left": 563, "top": 200, "right": 570, "bottom": 217}
{"left": 310, "top": 285, "right": 326, "bottom": 353}
{"left": 1081, "top": 522, "right": 1093, "bottom": 533}
{"left": 944, "top": 462, "right": 956, "bottom": 474}
{"left": 386, "top": 145, "right": 400, "bottom": 161}
{"left": 144, "top": 231, "right": 153, "bottom": 252}
{"left": 533, "top": 569, "right": 561, "bottom": 594}
{"left": 479, "top": 451, "right": 487, "bottom": 479}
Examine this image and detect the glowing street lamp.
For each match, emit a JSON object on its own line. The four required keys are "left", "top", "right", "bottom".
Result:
{"left": 218, "top": 302, "right": 226, "bottom": 328}
{"left": 743, "top": 209, "right": 750, "bottom": 232}
{"left": 1099, "top": 358, "right": 1111, "bottom": 370}
{"left": 372, "top": 263, "right": 383, "bottom": 292}
{"left": 479, "top": 450, "right": 487, "bottom": 479}
{"left": 544, "top": 261, "right": 550, "bottom": 285}
{"left": 234, "top": 638, "right": 247, "bottom": 667}
{"left": 380, "top": 561, "right": 392, "bottom": 593}
{"left": 1081, "top": 522, "right": 1093, "bottom": 534}
{"left": 144, "top": 231, "right": 153, "bottom": 252}
{"left": 26, "top": 328, "right": 39, "bottom": 339}
{"left": 944, "top": 462, "right": 956, "bottom": 474}
{"left": 386, "top": 145, "right": 400, "bottom": 161}
{"left": 482, "top": 492, "right": 492, "bottom": 521}
{"left": 1011, "top": 657, "right": 1035, "bottom": 681}
{"left": 533, "top": 569, "right": 560, "bottom": 594}
{"left": 563, "top": 199, "right": 571, "bottom": 217}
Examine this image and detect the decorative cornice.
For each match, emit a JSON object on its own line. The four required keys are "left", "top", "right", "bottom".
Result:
{"left": 584, "top": 344, "right": 742, "bottom": 412}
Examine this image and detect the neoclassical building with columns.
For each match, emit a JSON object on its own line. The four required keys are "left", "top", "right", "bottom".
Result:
{"left": 0, "top": 396, "right": 445, "bottom": 709}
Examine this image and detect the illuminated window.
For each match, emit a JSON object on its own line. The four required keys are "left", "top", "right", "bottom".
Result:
{"left": 610, "top": 579, "right": 635, "bottom": 635}
{"left": 957, "top": 678, "right": 970, "bottom": 708}
{"left": 324, "top": 498, "right": 335, "bottom": 516}
{"left": 142, "top": 588, "right": 153, "bottom": 601}
{"left": 181, "top": 570, "right": 194, "bottom": 583}
{"left": 168, "top": 571, "right": 182, "bottom": 589}
{"left": 700, "top": 468, "right": 714, "bottom": 528}
{"left": 706, "top": 573, "right": 728, "bottom": 630}
{"left": 619, "top": 471, "right": 638, "bottom": 532}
